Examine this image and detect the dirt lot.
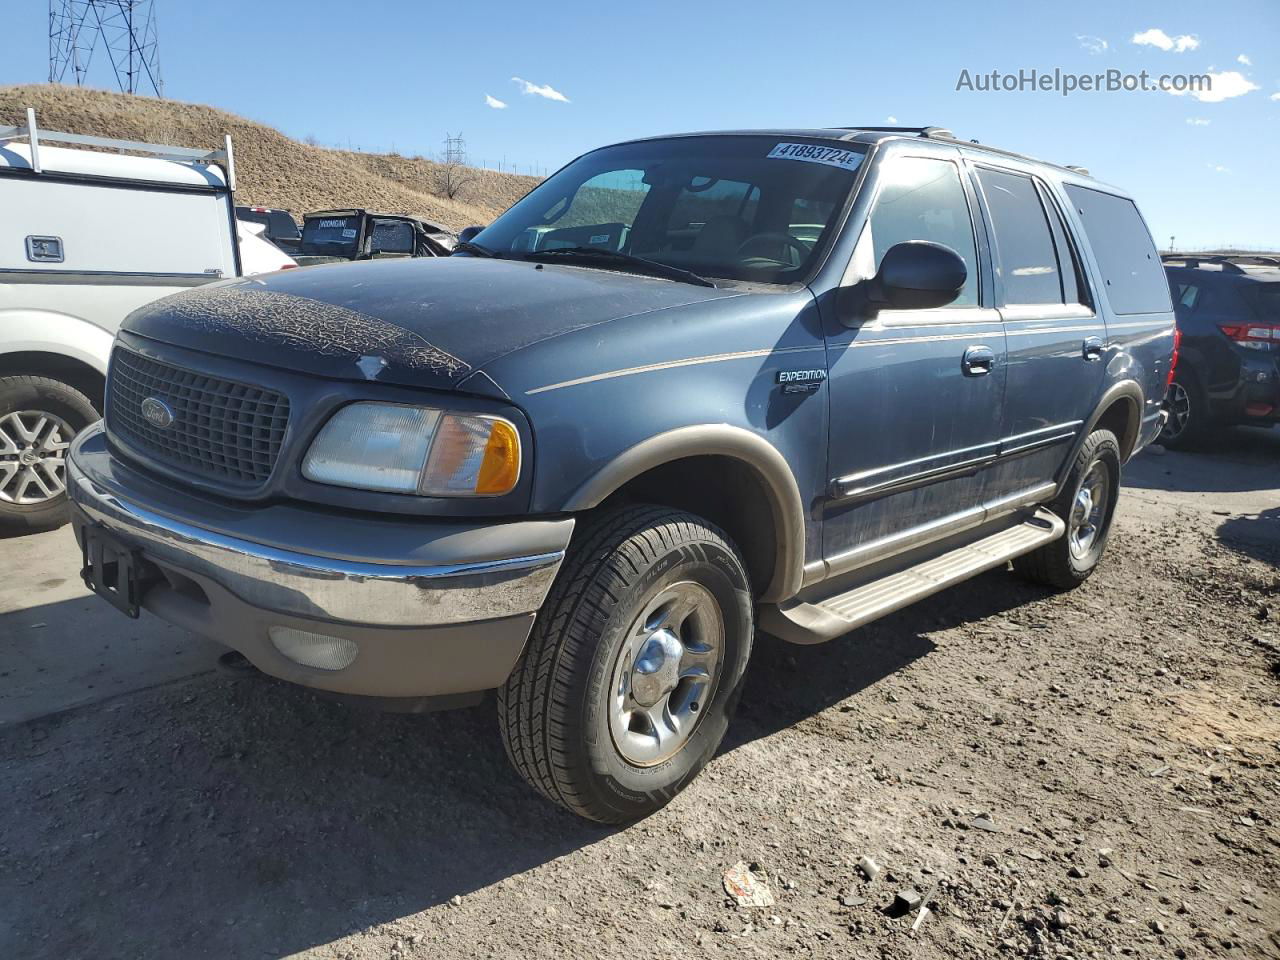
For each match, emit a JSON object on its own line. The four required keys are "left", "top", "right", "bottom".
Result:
{"left": 1, "top": 432, "right": 1277, "bottom": 960}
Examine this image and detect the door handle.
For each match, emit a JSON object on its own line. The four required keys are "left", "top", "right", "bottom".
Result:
{"left": 1083, "top": 337, "right": 1105, "bottom": 362}
{"left": 962, "top": 345, "right": 995, "bottom": 377}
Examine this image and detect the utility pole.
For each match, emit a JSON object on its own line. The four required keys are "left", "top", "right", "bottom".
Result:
{"left": 49, "top": 0, "right": 163, "bottom": 97}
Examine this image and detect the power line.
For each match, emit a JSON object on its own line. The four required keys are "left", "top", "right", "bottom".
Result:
{"left": 48, "top": 0, "right": 163, "bottom": 97}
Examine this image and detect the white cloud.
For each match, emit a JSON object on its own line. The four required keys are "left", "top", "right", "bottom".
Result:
{"left": 1272, "top": 92, "right": 1280, "bottom": 101}
{"left": 511, "top": 77, "right": 570, "bottom": 103}
{"left": 484, "top": 94, "right": 507, "bottom": 110}
{"left": 886, "top": 115, "right": 898, "bottom": 123}
{"left": 1132, "top": 28, "right": 1200, "bottom": 53}
{"left": 1185, "top": 117, "right": 1211, "bottom": 125}
{"left": 1207, "top": 163, "right": 1231, "bottom": 174}
{"left": 1167, "top": 69, "right": 1261, "bottom": 103}
{"left": 1076, "top": 34, "right": 1108, "bottom": 55}
{"left": 1237, "top": 54, "right": 1252, "bottom": 66}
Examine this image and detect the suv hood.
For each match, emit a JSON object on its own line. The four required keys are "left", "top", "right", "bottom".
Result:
{"left": 123, "top": 256, "right": 738, "bottom": 392}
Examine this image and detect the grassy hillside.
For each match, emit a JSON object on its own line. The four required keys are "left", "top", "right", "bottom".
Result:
{"left": 0, "top": 84, "right": 540, "bottom": 230}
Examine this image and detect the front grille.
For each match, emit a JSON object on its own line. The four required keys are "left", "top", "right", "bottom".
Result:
{"left": 107, "top": 349, "right": 290, "bottom": 488}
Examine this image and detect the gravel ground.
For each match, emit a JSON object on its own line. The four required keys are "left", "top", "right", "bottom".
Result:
{"left": 1, "top": 436, "right": 1277, "bottom": 960}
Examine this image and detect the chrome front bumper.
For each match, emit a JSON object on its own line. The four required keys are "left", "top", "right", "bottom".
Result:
{"left": 66, "top": 424, "right": 572, "bottom": 698}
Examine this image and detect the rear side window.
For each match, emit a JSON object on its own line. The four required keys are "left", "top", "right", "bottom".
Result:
{"left": 1064, "top": 185, "right": 1171, "bottom": 315}
{"left": 1245, "top": 284, "right": 1280, "bottom": 319}
{"left": 267, "top": 212, "right": 299, "bottom": 240}
{"left": 975, "top": 168, "right": 1062, "bottom": 306}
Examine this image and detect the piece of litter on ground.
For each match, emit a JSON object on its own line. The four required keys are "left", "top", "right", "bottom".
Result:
{"left": 970, "top": 814, "right": 998, "bottom": 832}
{"left": 857, "top": 856, "right": 881, "bottom": 882}
{"left": 911, "top": 905, "right": 931, "bottom": 932}
{"left": 1148, "top": 765, "right": 1171, "bottom": 777}
{"left": 723, "top": 861, "right": 775, "bottom": 908}
{"left": 894, "top": 888, "right": 923, "bottom": 912}
{"left": 1020, "top": 850, "right": 1043, "bottom": 861}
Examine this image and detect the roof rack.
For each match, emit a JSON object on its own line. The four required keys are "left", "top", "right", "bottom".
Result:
{"left": 840, "top": 125, "right": 956, "bottom": 140}
{"left": 0, "top": 107, "right": 235, "bottom": 190}
{"left": 1161, "top": 253, "right": 1280, "bottom": 273}
{"left": 1064, "top": 165, "right": 1091, "bottom": 176}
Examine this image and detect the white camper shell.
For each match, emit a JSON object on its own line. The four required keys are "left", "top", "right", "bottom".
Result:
{"left": 0, "top": 109, "right": 240, "bottom": 533}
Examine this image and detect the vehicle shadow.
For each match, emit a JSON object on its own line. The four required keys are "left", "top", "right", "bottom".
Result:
{"left": 1216, "top": 506, "right": 1280, "bottom": 567}
{"left": 2, "top": 568, "right": 1050, "bottom": 959}
{"left": 729, "top": 567, "right": 1050, "bottom": 749}
{"left": 1123, "top": 426, "right": 1280, "bottom": 495}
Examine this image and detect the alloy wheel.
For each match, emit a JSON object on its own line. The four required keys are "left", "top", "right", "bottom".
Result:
{"left": 0, "top": 410, "right": 72, "bottom": 505}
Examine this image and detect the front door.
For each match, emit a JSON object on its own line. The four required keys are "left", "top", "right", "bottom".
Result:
{"left": 822, "top": 152, "right": 1007, "bottom": 569}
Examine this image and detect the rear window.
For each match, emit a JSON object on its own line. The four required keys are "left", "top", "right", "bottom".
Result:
{"left": 267, "top": 212, "right": 299, "bottom": 240}
{"left": 1064, "top": 185, "right": 1171, "bottom": 315}
{"left": 1244, "top": 284, "right": 1280, "bottom": 319}
{"left": 301, "top": 215, "right": 361, "bottom": 255}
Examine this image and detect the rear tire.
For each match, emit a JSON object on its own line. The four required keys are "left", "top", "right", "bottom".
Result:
{"left": 497, "top": 505, "right": 753, "bottom": 824}
{"left": 1013, "top": 428, "right": 1121, "bottom": 591}
{"left": 0, "top": 376, "right": 98, "bottom": 536}
{"left": 1159, "top": 375, "right": 1210, "bottom": 449}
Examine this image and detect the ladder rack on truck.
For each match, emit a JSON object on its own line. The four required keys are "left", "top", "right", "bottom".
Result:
{"left": 0, "top": 107, "right": 235, "bottom": 189}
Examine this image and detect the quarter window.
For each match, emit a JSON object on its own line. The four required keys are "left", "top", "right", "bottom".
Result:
{"left": 1063, "top": 185, "right": 1171, "bottom": 315}
{"left": 976, "top": 168, "right": 1062, "bottom": 306}
{"left": 866, "top": 157, "right": 979, "bottom": 306}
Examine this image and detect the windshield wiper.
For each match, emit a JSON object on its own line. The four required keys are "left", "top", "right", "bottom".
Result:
{"left": 523, "top": 246, "right": 715, "bottom": 287}
{"left": 452, "top": 239, "right": 499, "bottom": 258}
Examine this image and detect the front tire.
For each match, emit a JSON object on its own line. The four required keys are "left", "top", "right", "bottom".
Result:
{"left": 498, "top": 505, "right": 753, "bottom": 824}
{"left": 0, "top": 376, "right": 98, "bottom": 536}
{"left": 1013, "top": 428, "right": 1121, "bottom": 590}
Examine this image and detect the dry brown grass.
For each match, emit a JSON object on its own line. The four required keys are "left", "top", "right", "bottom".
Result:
{"left": 0, "top": 84, "right": 540, "bottom": 230}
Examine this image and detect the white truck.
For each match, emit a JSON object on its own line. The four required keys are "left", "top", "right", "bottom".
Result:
{"left": 0, "top": 109, "right": 246, "bottom": 534}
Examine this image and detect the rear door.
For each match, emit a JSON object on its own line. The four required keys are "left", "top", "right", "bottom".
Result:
{"left": 822, "top": 150, "right": 1007, "bottom": 564}
{"left": 970, "top": 164, "right": 1107, "bottom": 499}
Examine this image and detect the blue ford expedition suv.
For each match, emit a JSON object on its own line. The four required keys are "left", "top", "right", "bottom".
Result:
{"left": 67, "top": 127, "right": 1175, "bottom": 823}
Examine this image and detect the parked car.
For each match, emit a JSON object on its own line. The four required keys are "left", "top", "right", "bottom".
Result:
{"left": 237, "top": 220, "right": 297, "bottom": 275}
{"left": 67, "top": 126, "right": 1174, "bottom": 823}
{"left": 0, "top": 108, "right": 238, "bottom": 534}
{"left": 235, "top": 205, "right": 301, "bottom": 255}
{"left": 1160, "top": 254, "right": 1280, "bottom": 447}
{"left": 294, "top": 209, "right": 455, "bottom": 266}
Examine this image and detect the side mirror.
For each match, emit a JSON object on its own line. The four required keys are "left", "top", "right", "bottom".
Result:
{"left": 844, "top": 241, "right": 966, "bottom": 322}
{"left": 458, "top": 225, "right": 486, "bottom": 244}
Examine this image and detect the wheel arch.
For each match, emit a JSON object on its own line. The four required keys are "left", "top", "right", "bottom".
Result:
{"left": 0, "top": 351, "right": 107, "bottom": 412}
{"left": 561, "top": 425, "right": 806, "bottom": 602}
{"left": 1057, "top": 381, "right": 1143, "bottom": 493}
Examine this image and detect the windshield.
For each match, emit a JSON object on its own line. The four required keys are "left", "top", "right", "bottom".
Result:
{"left": 472, "top": 136, "right": 866, "bottom": 285}
{"left": 300, "top": 215, "right": 361, "bottom": 256}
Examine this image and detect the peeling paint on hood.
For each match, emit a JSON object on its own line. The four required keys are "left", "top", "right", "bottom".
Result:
{"left": 122, "top": 256, "right": 739, "bottom": 392}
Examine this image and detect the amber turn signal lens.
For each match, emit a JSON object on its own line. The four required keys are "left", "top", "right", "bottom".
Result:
{"left": 475, "top": 419, "right": 521, "bottom": 495}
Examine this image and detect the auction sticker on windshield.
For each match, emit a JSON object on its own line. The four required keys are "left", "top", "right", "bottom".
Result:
{"left": 767, "top": 142, "right": 864, "bottom": 171}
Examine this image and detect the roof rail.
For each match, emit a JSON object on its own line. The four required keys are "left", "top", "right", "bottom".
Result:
{"left": 1161, "top": 253, "right": 1280, "bottom": 272}
{"left": 0, "top": 107, "right": 236, "bottom": 190}
{"left": 839, "top": 125, "right": 956, "bottom": 140}
{"left": 1064, "top": 165, "right": 1091, "bottom": 176}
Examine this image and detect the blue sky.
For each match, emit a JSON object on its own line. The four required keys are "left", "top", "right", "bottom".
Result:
{"left": 4, "top": 0, "right": 1277, "bottom": 248}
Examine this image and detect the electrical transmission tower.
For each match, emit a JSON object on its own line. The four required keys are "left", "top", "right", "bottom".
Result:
{"left": 48, "top": 1, "right": 164, "bottom": 97}
{"left": 443, "top": 132, "right": 466, "bottom": 166}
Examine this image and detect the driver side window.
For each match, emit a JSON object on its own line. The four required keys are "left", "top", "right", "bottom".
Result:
{"left": 865, "top": 157, "right": 979, "bottom": 307}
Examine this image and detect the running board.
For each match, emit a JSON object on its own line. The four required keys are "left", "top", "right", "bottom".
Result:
{"left": 760, "top": 508, "right": 1065, "bottom": 645}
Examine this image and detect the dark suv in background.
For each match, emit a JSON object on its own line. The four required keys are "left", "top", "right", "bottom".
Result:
{"left": 68, "top": 126, "right": 1173, "bottom": 823}
{"left": 1160, "top": 255, "right": 1280, "bottom": 447}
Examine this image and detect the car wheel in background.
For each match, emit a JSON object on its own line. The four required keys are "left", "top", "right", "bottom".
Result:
{"left": 1013, "top": 428, "right": 1121, "bottom": 591}
{"left": 1159, "top": 376, "right": 1210, "bottom": 449}
{"left": 498, "top": 505, "right": 753, "bottom": 824}
{"left": 0, "top": 376, "right": 99, "bottom": 536}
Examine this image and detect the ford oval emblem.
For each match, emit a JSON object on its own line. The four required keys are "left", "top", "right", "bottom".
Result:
{"left": 140, "top": 396, "right": 176, "bottom": 429}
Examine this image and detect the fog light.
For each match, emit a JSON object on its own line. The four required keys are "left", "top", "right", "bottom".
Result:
{"left": 268, "top": 627, "right": 358, "bottom": 671}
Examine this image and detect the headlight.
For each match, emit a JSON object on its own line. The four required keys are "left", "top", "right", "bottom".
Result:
{"left": 302, "top": 402, "right": 521, "bottom": 497}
